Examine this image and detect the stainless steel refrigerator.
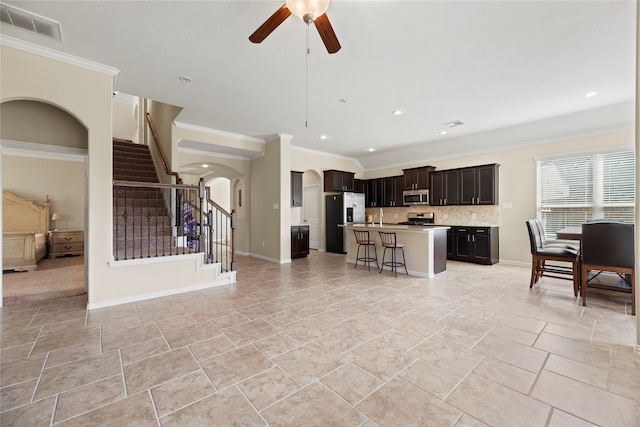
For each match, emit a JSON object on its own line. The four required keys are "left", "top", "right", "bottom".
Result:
{"left": 325, "top": 192, "right": 365, "bottom": 253}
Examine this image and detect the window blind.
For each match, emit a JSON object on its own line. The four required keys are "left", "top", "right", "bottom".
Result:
{"left": 537, "top": 149, "right": 635, "bottom": 238}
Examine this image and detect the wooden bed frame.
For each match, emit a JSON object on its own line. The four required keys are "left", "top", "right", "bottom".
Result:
{"left": 3, "top": 191, "right": 50, "bottom": 271}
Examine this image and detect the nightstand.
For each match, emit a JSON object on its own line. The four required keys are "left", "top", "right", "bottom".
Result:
{"left": 48, "top": 229, "right": 84, "bottom": 258}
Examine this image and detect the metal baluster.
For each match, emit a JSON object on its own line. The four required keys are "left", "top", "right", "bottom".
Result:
{"left": 146, "top": 186, "right": 151, "bottom": 258}
{"left": 115, "top": 186, "right": 120, "bottom": 261}
{"left": 124, "top": 187, "right": 129, "bottom": 260}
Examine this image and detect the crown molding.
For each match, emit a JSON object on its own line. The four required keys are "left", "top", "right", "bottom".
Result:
{"left": 0, "top": 35, "right": 120, "bottom": 88}
{"left": 291, "top": 144, "right": 364, "bottom": 170}
{"left": 178, "top": 146, "right": 260, "bottom": 161}
{"left": 174, "top": 121, "right": 265, "bottom": 144}
{"left": 362, "top": 124, "right": 634, "bottom": 173}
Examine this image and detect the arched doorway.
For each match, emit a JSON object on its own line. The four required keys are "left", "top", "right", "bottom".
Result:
{"left": 1, "top": 100, "right": 88, "bottom": 306}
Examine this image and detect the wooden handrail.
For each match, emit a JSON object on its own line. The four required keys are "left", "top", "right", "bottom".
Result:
{"left": 145, "top": 112, "right": 182, "bottom": 184}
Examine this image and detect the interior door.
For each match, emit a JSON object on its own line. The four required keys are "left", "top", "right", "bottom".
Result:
{"left": 303, "top": 185, "right": 319, "bottom": 250}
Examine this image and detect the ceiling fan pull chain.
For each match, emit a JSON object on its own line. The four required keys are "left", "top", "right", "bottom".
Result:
{"left": 305, "top": 23, "right": 310, "bottom": 128}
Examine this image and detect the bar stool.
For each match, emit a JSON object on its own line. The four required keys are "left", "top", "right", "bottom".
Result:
{"left": 378, "top": 231, "right": 408, "bottom": 277}
{"left": 353, "top": 230, "right": 379, "bottom": 271}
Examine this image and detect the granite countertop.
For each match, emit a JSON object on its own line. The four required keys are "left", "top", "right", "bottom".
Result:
{"left": 345, "top": 223, "right": 450, "bottom": 232}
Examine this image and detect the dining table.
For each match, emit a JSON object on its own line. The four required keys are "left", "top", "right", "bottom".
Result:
{"left": 556, "top": 226, "right": 582, "bottom": 241}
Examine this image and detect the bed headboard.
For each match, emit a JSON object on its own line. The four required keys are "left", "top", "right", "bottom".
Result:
{"left": 3, "top": 191, "right": 51, "bottom": 234}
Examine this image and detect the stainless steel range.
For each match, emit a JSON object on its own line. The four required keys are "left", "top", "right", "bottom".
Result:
{"left": 398, "top": 212, "right": 435, "bottom": 226}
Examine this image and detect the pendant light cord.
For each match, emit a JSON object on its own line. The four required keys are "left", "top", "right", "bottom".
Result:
{"left": 305, "top": 22, "right": 310, "bottom": 128}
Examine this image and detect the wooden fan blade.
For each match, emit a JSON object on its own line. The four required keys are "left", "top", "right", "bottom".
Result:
{"left": 249, "top": 5, "right": 291, "bottom": 43}
{"left": 314, "top": 13, "right": 341, "bottom": 54}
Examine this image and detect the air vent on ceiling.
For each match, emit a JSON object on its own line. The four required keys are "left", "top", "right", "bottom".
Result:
{"left": 443, "top": 120, "right": 464, "bottom": 128}
{"left": 0, "top": 3, "right": 62, "bottom": 41}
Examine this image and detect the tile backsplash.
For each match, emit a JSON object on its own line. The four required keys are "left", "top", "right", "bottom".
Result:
{"left": 365, "top": 205, "right": 500, "bottom": 227}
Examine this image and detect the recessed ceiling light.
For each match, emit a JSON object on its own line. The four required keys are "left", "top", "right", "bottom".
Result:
{"left": 202, "top": 164, "right": 209, "bottom": 168}
{"left": 319, "top": 135, "right": 328, "bottom": 140}
{"left": 439, "top": 130, "right": 448, "bottom": 135}
{"left": 368, "top": 148, "right": 375, "bottom": 152}
{"left": 178, "top": 75, "right": 192, "bottom": 84}
{"left": 392, "top": 110, "right": 403, "bottom": 116}
{"left": 443, "top": 120, "right": 464, "bottom": 128}
{"left": 584, "top": 91, "right": 597, "bottom": 98}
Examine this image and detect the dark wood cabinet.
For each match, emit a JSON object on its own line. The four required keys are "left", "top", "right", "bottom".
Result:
{"left": 459, "top": 164, "right": 499, "bottom": 205}
{"left": 448, "top": 226, "right": 499, "bottom": 265}
{"left": 431, "top": 163, "right": 499, "bottom": 206}
{"left": 430, "top": 170, "right": 459, "bottom": 206}
{"left": 364, "top": 176, "right": 404, "bottom": 207}
{"left": 291, "top": 171, "right": 303, "bottom": 207}
{"left": 364, "top": 179, "right": 378, "bottom": 208}
{"left": 324, "top": 170, "right": 355, "bottom": 193}
{"left": 291, "top": 225, "right": 310, "bottom": 258}
{"left": 391, "top": 176, "right": 404, "bottom": 207}
{"left": 403, "top": 166, "right": 435, "bottom": 190}
{"left": 354, "top": 179, "right": 366, "bottom": 194}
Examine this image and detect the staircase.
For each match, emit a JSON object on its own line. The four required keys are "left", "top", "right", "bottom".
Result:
{"left": 113, "top": 138, "right": 159, "bottom": 183}
{"left": 112, "top": 138, "right": 182, "bottom": 260}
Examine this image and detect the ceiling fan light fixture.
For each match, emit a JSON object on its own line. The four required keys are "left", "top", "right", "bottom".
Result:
{"left": 286, "top": 0, "right": 329, "bottom": 23}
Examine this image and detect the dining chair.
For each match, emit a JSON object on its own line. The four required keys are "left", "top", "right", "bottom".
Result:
{"left": 532, "top": 219, "right": 579, "bottom": 250}
{"left": 525, "top": 219, "right": 580, "bottom": 296}
{"left": 581, "top": 222, "right": 635, "bottom": 315}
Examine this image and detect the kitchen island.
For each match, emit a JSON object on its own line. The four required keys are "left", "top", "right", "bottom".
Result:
{"left": 345, "top": 224, "right": 450, "bottom": 277}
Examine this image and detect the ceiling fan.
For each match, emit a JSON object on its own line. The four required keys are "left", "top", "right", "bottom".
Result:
{"left": 249, "top": 0, "right": 341, "bottom": 54}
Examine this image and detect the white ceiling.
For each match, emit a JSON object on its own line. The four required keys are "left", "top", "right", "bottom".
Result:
{"left": 1, "top": 1, "right": 636, "bottom": 171}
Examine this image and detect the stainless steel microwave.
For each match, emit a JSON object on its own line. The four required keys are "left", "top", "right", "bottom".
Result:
{"left": 403, "top": 189, "right": 429, "bottom": 206}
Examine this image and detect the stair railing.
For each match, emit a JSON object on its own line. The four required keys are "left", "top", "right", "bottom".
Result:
{"left": 113, "top": 179, "right": 235, "bottom": 272}
{"left": 145, "top": 112, "right": 182, "bottom": 184}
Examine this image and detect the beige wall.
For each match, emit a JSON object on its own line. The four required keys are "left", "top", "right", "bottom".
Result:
{"left": 147, "top": 100, "right": 182, "bottom": 184}
{"left": 2, "top": 156, "right": 85, "bottom": 230}
{"left": 250, "top": 135, "right": 291, "bottom": 262}
{"left": 359, "top": 130, "right": 634, "bottom": 264}
{"left": 2, "top": 43, "right": 632, "bottom": 308}
{"left": 291, "top": 147, "right": 364, "bottom": 251}
{"left": 173, "top": 124, "right": 262, "bottom": 256}
{"left": 112, "top": 96, "right": 139, "bottom": 142}
{"left": 1, "top": 44, "right": 228, "bottom": 308}
{"left": 1, "top": 100, "right": 88, "bottom": 148}
{"left": 1, "top": 44, "right": 113, "bottom": 307}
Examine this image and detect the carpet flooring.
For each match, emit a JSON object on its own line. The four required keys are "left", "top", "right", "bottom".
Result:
{"left": 2, "top": 255, "right": 85, "bottom": 306}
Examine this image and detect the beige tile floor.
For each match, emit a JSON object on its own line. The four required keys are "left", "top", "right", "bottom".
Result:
{"left": 1, "top": 251, "right": 639, "bottom": 426}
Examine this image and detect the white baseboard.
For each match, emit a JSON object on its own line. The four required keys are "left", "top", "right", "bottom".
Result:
{"left": 87, "top": 275, "right": 233, "bottom": 310}
{"left": 250, "top": 253, "right": 290, "bottom": 264}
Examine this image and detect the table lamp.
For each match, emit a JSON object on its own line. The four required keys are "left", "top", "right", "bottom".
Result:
{"left": 51, "top": 213, "right": 60, "bottom": 231}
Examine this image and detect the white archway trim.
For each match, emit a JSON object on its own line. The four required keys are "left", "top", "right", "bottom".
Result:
{"left": 1, "top": 139, "right": 87, "bottom": 162}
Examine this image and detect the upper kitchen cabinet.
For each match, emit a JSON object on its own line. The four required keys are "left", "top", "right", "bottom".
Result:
{"left": 392, "top": 176, "right": 405, "bottom": 207}
{"left": 364, "top": 177, "right": 403, "bottom": 207}
{"left": 403, "top": 166, "right": 435, "bottom": 190}
{"left": 291, "top": 171, "right": 303, "bottom": 207}
{"left": 324, "top": 170, "right": 355, "bottom": 193}
{"left": 430, "top": 169, "right": 460, "bottom": 206}
{"left": 432, "top": 163, "right": 499, "bottom": 206}
{"left": 384, "top": 176, "right": 404, "bottom": 207}
{"left": 459, "top": 164, "right": 500, "bottom": 205}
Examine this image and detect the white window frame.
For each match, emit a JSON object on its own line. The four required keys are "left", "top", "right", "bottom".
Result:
{"left": 536, "top": 148, "right": 635, "bottom": 239}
